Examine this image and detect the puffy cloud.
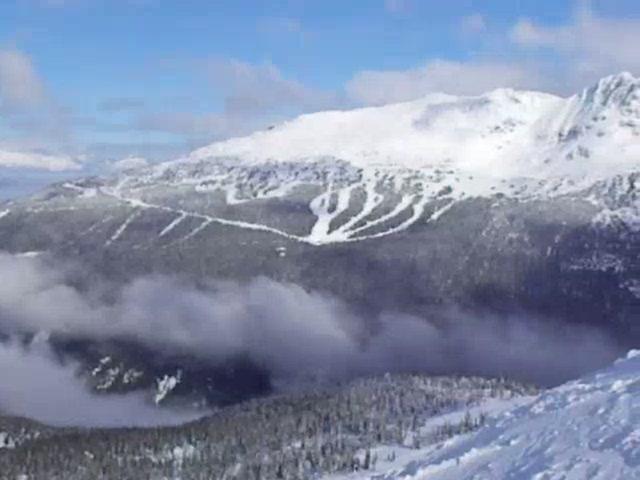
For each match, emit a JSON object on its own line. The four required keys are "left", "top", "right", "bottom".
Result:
{"left": 136, "top": 59, "right": 338, "bottom": 140}
{"left": 15, "top": 2, "right": 638, "bottom": 160}
{"left": 510, "top": 2, "right": 640, "bottom": 83}
{"left": 120, "top": 5, "right": 640, "bottom": 146}
{"left": 344, "top": 3, "right": 639, "bottom": 106}
{"left": 206, "top": 59, "right": 336, "bottom": 116}
{"left": 0, "top": 148, "right": 80, "bottom": 171}
{"left": 0, "top": 253, "right": 621, "bottom": 388}
{"left": 345, "top": 59, "right": 548, "bottom": 105}
{"left": 0, "top": 338, "right": 203, "bottom": 427}
{"left": 0, "top": 49, "right": 48, "bottom": 112}
{"left": 0, "top": 48, "right": 78, "bottom": 169}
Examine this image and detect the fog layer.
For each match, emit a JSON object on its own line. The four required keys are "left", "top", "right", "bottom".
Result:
{"left": 0, "top": 252, "right": 622, "bottom": 425}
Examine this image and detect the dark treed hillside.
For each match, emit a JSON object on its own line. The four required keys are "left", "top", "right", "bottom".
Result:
{"left": 0, "top": 374, "right": 535, "bottom": 480}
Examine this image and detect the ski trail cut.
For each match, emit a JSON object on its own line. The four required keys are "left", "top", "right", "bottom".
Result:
{"left": 105, "top": 210, "right": 139, "bottom": 246}
{"left": 159, "top": 213, "right": 187, "bottom": 237}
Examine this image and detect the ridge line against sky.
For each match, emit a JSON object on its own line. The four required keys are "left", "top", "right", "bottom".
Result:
{"left": 0, "top": 0, "right": 639, "bottom": 173}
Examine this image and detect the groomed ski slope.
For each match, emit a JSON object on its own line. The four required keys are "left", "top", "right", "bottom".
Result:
{"left": 330, "top": 350, "right": 640, "bottom": 480}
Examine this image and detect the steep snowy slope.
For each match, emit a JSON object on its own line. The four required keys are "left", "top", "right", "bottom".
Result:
{"left": 333, "top": 350, "right": 640, "bottom": 480}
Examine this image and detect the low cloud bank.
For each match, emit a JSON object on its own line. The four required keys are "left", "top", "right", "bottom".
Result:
{"left": 0, "top": 338, "right": 203, "bottom": 427}
{"left": 0, "top": 252, "right": 622, "bottom": 424}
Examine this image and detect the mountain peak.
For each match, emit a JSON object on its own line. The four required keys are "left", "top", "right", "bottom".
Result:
{"left": 579, "top": 71, "right": 639, "bottom": 110}
{"left": 601, "top": 71, "right": 637, "bottom": 84}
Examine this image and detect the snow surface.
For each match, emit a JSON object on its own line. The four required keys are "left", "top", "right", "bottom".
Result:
{"left": 154, "top": 371, "right": 182, "bottom": 405}
{"left": 329, "top": 350, "right": 640, "bottom": 479}
{"left": 0, "top": 432, "right": 16, "bottom": 450}
{"left": 192, "top": 72, "right": 640, "bottom": 188}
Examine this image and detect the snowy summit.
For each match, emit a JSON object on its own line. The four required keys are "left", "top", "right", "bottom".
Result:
{"left": 192, "top": 72, "right": 640, "bottom": 184}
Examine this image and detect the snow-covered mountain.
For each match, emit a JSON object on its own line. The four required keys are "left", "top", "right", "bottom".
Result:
{"left": 338, "top": 350, "right": 640, "bottom": 480}
{"left": 3, "top": 72, "right": 639, "bottom": 245}
{"left": 0, "top": 73, "right": 638, "bottom": 402}
{"left": 193, "top": 72, "right": 639, "bottom": 180}
{"left": 88, "top": 71, "right": 640, "bottom": 245}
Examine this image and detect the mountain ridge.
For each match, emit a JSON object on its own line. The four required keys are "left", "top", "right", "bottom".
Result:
{"left": 188, "top": 72, "right": 639, "bottom": 179}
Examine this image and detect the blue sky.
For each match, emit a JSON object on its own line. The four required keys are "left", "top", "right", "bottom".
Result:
{"left": 0, "top": 0, "right": 639, "bottom": 182}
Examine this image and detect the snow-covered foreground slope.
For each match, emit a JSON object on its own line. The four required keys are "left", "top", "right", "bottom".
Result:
{"left": 333, "top": 350, "right": 640, "bottom": 480}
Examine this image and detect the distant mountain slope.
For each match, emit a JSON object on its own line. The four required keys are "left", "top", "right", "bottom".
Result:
{"left": 3, "top": 73, "right": 637, "bottom": 245}
{"left": 0, "top": 374, "right": 534, "bottom": 479}
{"left": 0, "top": 74, "right": 636, "bottom": 312}
{"left": 0, "top": 74, "right": 638, "bottom": 402}
{"left": 351, "top": 350, "right": 640, "bottom": 480}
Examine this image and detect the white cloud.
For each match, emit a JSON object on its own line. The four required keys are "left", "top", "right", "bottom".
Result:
{"left": 0, "top": 49, "right": 48, "bottom": 112}
{"left": 0, "top": 339, "right": 203, "bottom": 427}
{"left": 0, "top": 148, "right": 80, "bottom": 170}
{"left": 510, "top": 3, "right": 640, "bottom": 82}
{"left": 0, "top": 48, "right": 78, "bottom": 169}
{"left": 137, "top": 59, "right": 338, "bottom": 141}
{"left": 0, "top": 253, "right": 620, "bottom": 390}
{"left": 345, "top": 3, "right": 640, "bottom": 106}
{"left": 345, "top": 59, "right": 548, "bottom": 105}
{"left": 460, "top": 14, "right": 487, "bottom": 35}
{"left": 111, "top": 4, "right": 640, "bottom": 150}
{"left": 208, "top": 59, "right": 335, "bottom": 115}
